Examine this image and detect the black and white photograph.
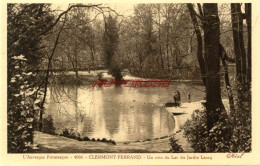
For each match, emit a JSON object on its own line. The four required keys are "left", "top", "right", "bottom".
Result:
{"left": 3, "top": 1, "right": 256, "bottom": 160}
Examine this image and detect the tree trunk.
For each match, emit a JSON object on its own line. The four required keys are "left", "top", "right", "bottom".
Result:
{"left": 90, "top": 48, "right": 95, "bottom": 71}
{"left": 203, "top": 4, "right": 224, "bottom": 130}
{"left": 220, "top": 44, "right": 235, "bottom": 115}
{"left": 158, "top": 5, "right": 164, "bottom": 70}
{"left": 166, "top": 15, "right": 170, "bottom": 73}
{"left": 187, "top": 4, "right": 206, "bottom": 86}
{"left": 231, "top": 3, "right": 247, "bottom": 84}
{"left": 245, "top": 3, "right": 251, "bottom": 83}
{"left": 166, "top": 28, "right": 170, "bottom": 72}
{"left": 74, "top": 42, "right": 79, "bottom": 78}
{"left": 39, "top": 16, "right": 66, "bottom": 131}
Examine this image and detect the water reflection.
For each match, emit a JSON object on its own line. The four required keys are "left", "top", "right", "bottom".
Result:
{"left": 45, "top": 83, "right": 204, "bottom": 142}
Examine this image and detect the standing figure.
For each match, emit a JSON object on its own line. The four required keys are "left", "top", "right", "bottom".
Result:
{"left": 188, "top": 90, "right": 191, "bottom": 103}
{"left": 173, "top": 91, "right": 178, "bottom": 108}
{"left": 176, "top": 89, "right": 181, "bottom": 107}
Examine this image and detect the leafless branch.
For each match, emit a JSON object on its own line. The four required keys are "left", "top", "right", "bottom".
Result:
{"left": 41, "top": 4, "right": 122, "bottom": 35}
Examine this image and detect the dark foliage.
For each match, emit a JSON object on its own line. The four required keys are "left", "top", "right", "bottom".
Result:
{"left": 183, "top": 83, "right": 251, "bottom": 153}
{"left": 101, "top": 138, "right": 108, "bottom": 142}
{"left": 109, "top": 65, "right": 123, "bottom": 81}
{"left": 108, "top": 139, "right": 116, "bottom": 145}
{"left": 60, "top": 128, "right": 81, "bottom": 140}
{"left": 7, "top": 4, "right": 54, "bottom": 152}
{"left": 83, "top": 136, "right": 90, "bottom": 141}
{"left": 169, "top": 136, "right": 184, "bottom": 153}
{"left": 103, "top": 14, "right": 119, "bottom": 68}
{"left": 42, "top": 115, "right": 56, "bottom": 135}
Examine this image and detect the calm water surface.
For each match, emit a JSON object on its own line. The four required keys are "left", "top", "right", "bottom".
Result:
{"left": 45, "top": 83, "right": 205, "bottom": 142}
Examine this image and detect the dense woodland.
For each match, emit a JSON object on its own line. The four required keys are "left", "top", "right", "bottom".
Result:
{"left": 7, "top": 3, "right": 251, "bottom": 152}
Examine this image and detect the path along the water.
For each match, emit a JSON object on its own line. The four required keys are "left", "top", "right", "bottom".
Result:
{"left": 33, "top": 100, "right": 211, "bottom": 153}
{"left": 165, "top": 101, "right": 205, "bottom": 152}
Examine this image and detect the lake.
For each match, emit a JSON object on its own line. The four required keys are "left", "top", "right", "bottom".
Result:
{"left": 45, "top": 82, "right": 205, "bottom": 142}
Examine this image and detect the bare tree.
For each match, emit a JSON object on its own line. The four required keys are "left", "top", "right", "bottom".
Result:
{"left": 231, "top": 3, "right": 247, "bottom": 84}
{"left": 38, "top": 4, "right": 121, "bottom": 131}
{"left": 187, "top": 3, "right": 227, "bottom": 130}
{"left": 187, "top": 4, "right": 206, "bottom": 85}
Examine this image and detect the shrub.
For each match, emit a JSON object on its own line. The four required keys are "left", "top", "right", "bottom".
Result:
{"left": 83, "top": 137, "right": 90, "bottom": 141}
{"left": 61, "top": 128, "right": 70, "bottom": 137}
{"left": 183, "top": 95, "right": 251, "bottom": 153}
{"left": 169, "top": 136, "right": 184, "bottom": 153}
{"left": 61, "top": 128, "right": 80, "bottom": 140}
{"left": 101, "top": 138, "right": 108, "bottom": 142}
{"left": 59, "top": 130, "right": 117, "bottom": 145}
{"left": 182, "top": 109, "right": 231, "bottom": 152}
{"left": 108, "top": 139, "right": 116, "bottom": 145}
{"left": 229, "top": 82, "right": 251, "bottom": 152}
{"left": 77, "top": 137, "right": 83, "bottom": 141}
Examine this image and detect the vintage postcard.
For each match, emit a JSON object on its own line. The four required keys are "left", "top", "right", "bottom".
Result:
{"left": 1, "top": 0, "right": 260, "bottom": 165}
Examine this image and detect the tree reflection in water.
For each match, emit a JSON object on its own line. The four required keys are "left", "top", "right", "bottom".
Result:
{"left": 45, "top": 83, "right": 204, "bottom": 142}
